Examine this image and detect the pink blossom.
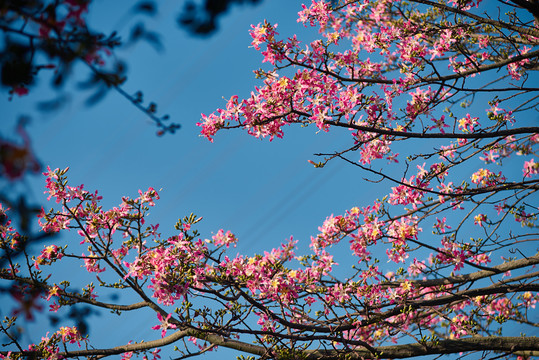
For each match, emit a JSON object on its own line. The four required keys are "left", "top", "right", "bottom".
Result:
{"left": 523, "top": 158, "right": 538, "bottom": 178}
{"left": 457, "top": 114, "right": 479, "bottom": 133}
{"left": 56, "top": 326, "right": 84, "bottom": 346}
{"left": 35, "top": 244, "right": 64, "bottom": 269}
{"left": 152, "top": 313, "right": 177, "bottom": 338}
{"left": 82, "top": 252, "right": 106, "bottom": 273}
{"left": 433, "top": 217, "right": 451, "bottom": 234}
{"left": 429, "top": 115, "right": 449, "bottom": 133}
{"left": 13, "top": 86, "right": 29, "bottom": 96}
{"left": 408, "top": 259, "right": 426, "bottom": 276}
{"left": 479, "top": 150, "right": 499, "bottom": 164}
{"left": 474, "top": 214, "right": 487, "bottom": 227}
{"left": 212, "top": 229, "right": 238, "bottom": 248}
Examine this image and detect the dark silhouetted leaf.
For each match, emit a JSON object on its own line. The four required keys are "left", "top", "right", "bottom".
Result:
{"left": 132, "top": 1, "right": 157, "bottom": 16}
{"left": 178, "top": 0, "right": 263, "bottom": 35}
{"left": 36, "top": 95, "right": 69, "bottom": 112}
{"left": 85, "top": 87, "right": 107, "bottom": 106}
{"left": 1, "top": 61, "right": 33, "bottom": 87}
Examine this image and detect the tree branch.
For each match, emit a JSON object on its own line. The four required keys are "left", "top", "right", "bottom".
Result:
{"left": 411, "top": 0, "right": 539, "bottom": 38}
{"left": 0, "top": 273, "right": 149, "bottom": 311}
{"left": 326, "top": 120, "right": 539, "bottom": 139}
{"left": 304, "top": 336, "right": 539, "bottom": 359}
{"left": 409, "top": 253, "right": 539, "bottom": 286}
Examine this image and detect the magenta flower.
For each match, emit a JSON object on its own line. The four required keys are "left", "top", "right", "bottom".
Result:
{"left": 152, "top": 313, "right": 177, "bottom": 338}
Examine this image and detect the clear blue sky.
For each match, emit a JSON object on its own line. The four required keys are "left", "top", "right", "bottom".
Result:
{"left": 1, "top": 0, "right": 536, "bottom": 357}
{"left": 3, "top": 0, "right": 374, "bottom": 254}
{"left": 0, "top": 0, "right": 385, "bottom": 356}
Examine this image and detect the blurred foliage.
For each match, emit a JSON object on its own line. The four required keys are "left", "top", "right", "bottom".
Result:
{"left": 178, "top": 0, "right": 263, "bottom": 35}
{"left": 0, "top": 0, "right": 264, "bottom": 334}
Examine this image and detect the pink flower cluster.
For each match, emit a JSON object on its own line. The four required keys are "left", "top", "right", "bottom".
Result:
{"left": 124, "top": 233, "right": 209, "bottom": 305}
{"left": 211, "top": 229, "right": 238, "bottom": 248}
{"left": 523, "top": 159, "right": 538, "bottom": 178}
{"left": 432, "top": 237, "right": 477, "bottom": 271}
{"left": 19, "top": 326, "right": 85, "bottom": 360}
{"left": 151, "top": 313, "right": 177, "bottom": 338}
{"left": 6, "top": 159, "right": 538, "bottom": 356}
{"left": 471, "top": 168, "right": 505, "bottom": 187}
{"left": 35, "top": 245, "right": 64, "bottom": 269}
{"left": 6, "top": 1, "right": 539, "bottom": 355}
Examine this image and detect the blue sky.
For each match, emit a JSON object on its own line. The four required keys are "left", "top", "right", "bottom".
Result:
{"left": 2, "top": 0, "right": 537, "bottom": 357}
{"left": 1, "top": 0, "right": 386, "bottom": 355}
{"left": 3, "top": 0, "right": 372, "bottom": 254}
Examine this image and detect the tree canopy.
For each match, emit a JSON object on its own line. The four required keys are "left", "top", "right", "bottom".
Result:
{"left": 1, "top": 0, "right": 539, "bottom": 359}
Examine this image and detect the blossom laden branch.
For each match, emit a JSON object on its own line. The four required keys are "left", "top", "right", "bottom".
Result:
{"left": 326, "top": 121, "right": 539, "bottom": 140}
{"left": 2, "top": 0, "right": 539, "bottom": 359}
{"left": 302, "top": 337, "right": 539, "bottom": 360}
